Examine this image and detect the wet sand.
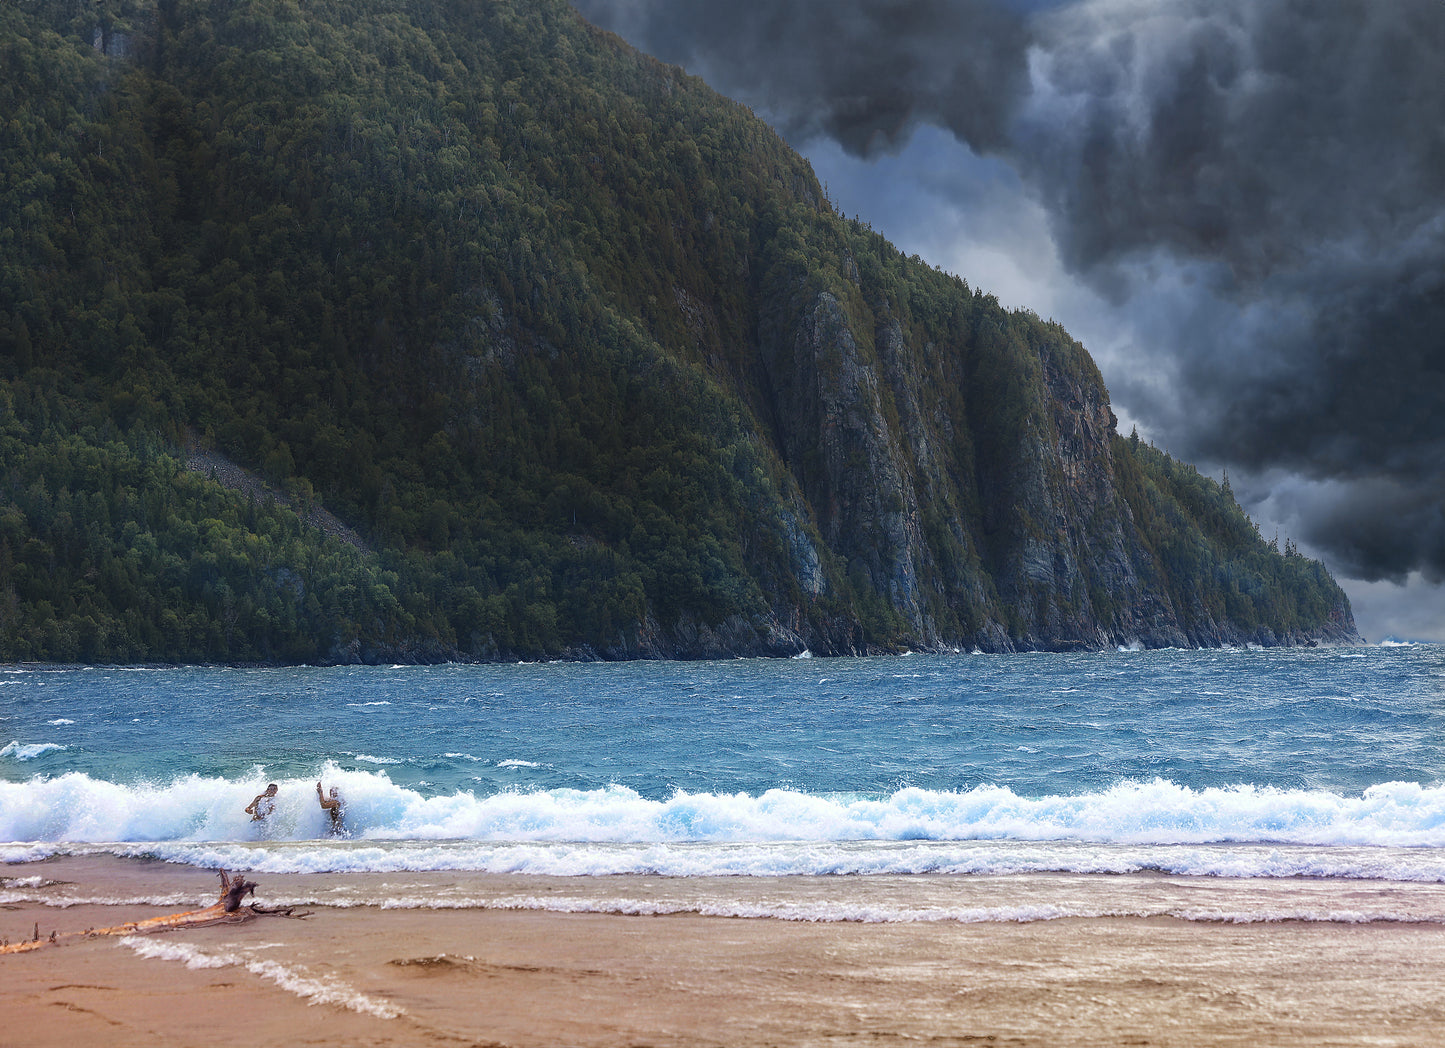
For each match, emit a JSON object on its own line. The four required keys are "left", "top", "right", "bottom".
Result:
{"left": 4, "top": 856, "right": 1445, "bottom": 1047}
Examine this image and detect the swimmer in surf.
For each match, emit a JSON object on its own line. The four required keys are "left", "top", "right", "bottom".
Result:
{"left": 245, "top": 783, "right": 278, "bottom": 821}
{"left": 317, "top": 781, "right": 344, "bottom": 835}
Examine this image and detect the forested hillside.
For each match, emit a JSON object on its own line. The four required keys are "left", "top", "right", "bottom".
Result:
{"left": 0, "top": 0, "right": 1357, "bottom": 662}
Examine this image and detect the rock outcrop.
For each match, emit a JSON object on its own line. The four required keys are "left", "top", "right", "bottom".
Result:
{"left": 747, "top": 258, "right": 1358, "bottom": 654}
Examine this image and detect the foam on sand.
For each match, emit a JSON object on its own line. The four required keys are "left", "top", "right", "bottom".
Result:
{"left": 120, "top": 936, "right": 404, "bottom": 1018}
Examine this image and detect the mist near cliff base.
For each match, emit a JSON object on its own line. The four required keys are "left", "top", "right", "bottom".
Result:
{"left": 573, "top": 0, "right": 1445, "bottom": 642}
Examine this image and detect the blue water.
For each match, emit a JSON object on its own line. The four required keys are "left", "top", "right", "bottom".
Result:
{"left": 4, "top": 645, "right": 1445, "bottom": 884}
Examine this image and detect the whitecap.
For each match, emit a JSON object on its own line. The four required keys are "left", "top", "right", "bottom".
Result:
{"left": 1, "top": 741, "right": 67, "bottom": 761}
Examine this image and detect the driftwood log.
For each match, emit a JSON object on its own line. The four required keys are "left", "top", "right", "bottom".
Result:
{"left": 1, "top": 870, "right": 309, "bottom": 955}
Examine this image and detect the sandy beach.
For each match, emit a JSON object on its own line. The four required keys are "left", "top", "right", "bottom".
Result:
{"left": 2, "top": 855, "right": 1444, "bottom": 1047}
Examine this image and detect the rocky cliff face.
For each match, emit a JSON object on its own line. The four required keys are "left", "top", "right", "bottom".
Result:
{"left": 749, "top": 250, "right": 1358, "bottom": 654}
{"left": 762, "top": 292, "right": 930, "bottom": 632}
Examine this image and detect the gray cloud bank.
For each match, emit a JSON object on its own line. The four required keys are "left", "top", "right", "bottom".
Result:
{"left": 574, "top": 0, "right": 1445, "bottom": 592}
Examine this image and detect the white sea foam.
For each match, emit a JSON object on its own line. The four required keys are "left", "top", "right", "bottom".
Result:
{"left": 11, "top": 774, "right": 1445, "bottom": 861}
{"left": 8, "top": 870, "right": 1445, "bottom": 926}
{"left": 496, "top": 759, "right": 545, "bottom": 768}
{"left": 46, "top": 718, "right": 76, "bottom": 726}
{"left": 378, "top": 894, "right": 1083, "bottom": 924}
{"left": 120, "top": 937, "right": 403, "bottom": 1017}
{"left": 122, "top": 936, "right": 235, "bottom": 968}
{"left": 374, "top": 894, "right": 1445, "bottom": 927}
{"left": 0, "top": 885, "right": 204, "bottom": 907}
{"left": 1, "top": 741, "right": 67, "bottom": 761}
{"left": 0, "top": 765, "right": 379, "bottom": 842}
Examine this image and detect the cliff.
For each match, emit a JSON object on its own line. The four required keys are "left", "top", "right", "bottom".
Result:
{"left": 0, "top": 0, "right": 1358, "bottom": 662}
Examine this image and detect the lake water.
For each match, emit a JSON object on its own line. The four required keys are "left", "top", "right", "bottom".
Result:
{"left": 5, "top": 644, "right": 1445, "bottom": 923}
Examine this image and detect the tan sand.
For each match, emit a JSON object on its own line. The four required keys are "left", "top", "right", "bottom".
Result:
{"left": 4, "top": 856, "right": 1445, "bottom": 1047}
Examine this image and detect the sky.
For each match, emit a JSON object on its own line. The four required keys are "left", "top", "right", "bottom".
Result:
{"left": 572, "top": 0, "right": 1445, "bottom": 642}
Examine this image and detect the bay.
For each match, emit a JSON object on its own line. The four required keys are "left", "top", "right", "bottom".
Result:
{"left": 4, "top": 644, "right": 1445, "bottom": 912}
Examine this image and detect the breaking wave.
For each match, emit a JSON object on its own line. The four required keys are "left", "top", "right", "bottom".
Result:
{"left": 7, "top": 771, "right": 1445, "bottom": 881}
{"left": 1, "top": 741, "right": 68, "bottom": 762}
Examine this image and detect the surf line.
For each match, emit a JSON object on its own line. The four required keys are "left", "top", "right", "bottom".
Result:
{"left": 0, "top": 870, "right": 310, "bottom": 955}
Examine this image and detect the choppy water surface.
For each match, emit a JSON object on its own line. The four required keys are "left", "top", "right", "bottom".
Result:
{"left": 4, "top": 645, "right": 1445, "bottom": 895}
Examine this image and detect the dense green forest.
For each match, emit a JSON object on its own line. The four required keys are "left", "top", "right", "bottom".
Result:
{"left": 0, "top": 0, "right": 1356, "bottom": 662}
{"left": 1112, "top": 432, "right": 1346, "bottom": 642}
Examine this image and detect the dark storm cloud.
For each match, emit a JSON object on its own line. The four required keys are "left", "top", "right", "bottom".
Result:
{"left": 573, "top": 0, "right": 1445, "bottom": 584}
{"left": 572, "top": 0, "right": 1033, "bottom": 153}
{"left": 1243, "top": 473, "right": 1445, "bottom": 586}
{"left": 1014, "top": 0, "right": 1445, "bottom": 584}
{"left": 1300, "top": 482, "right": 1445, "bottom": 586}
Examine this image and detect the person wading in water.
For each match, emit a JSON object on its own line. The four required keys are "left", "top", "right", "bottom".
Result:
{"left": 245, "top": 783, "right": 278, "bottom": 821}
{"left": 317, "top": 781, "right": 344, "bottom": 835}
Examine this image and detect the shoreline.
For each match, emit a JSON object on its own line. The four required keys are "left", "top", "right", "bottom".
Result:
{"left": 4, "top": 856, "right": 1445, "bottom": 1046}
{"left": 0, "top": 629, "right": 1371, "bottom": 671}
